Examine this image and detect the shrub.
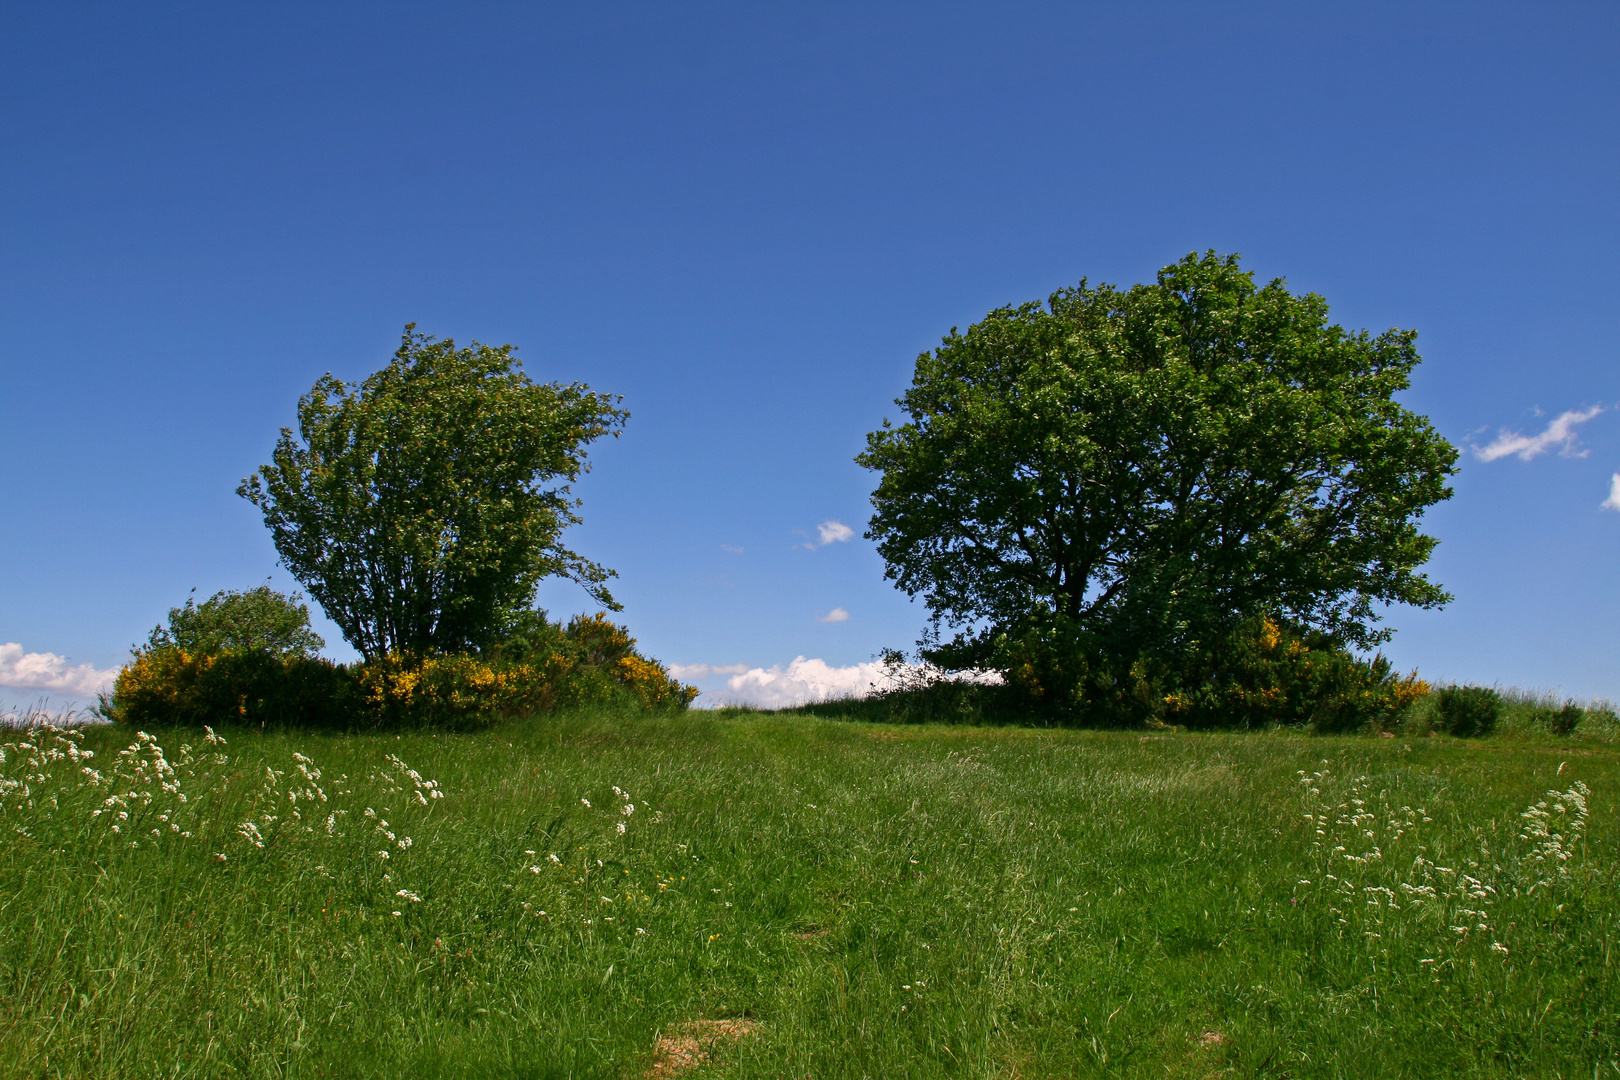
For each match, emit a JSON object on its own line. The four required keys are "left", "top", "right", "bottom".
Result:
{"left": 484, "top": 612, "right": 698, "bottom": 713}
{"left": 111, "top": 648, "right": 355, "bottom": 730}
{"left": 1433, "top": 685, "right": 1502, "bottom": 737}
{"left": 985, "top": 613, "right": 1168, "bottom": 728}
{"left": 1162, "top": 616, "right": 1429, "bottom": 732}
{"left": 1540, "top": 701, "right": 1584, "bottom": 737}
{"left": 890, "top": 614, "right": 1425, "bottom": 731}
{"left": 108, "top": 612, "right": 696, "bottom": 730}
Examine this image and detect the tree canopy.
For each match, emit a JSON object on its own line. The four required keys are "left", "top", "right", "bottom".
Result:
{"left": 239, "top": 326, "right": 627, "bottom": 660}
{"left": 145, "top": 584, "right": 325, "bottom": 658}
{"left": 857, "top": 252, "right": 1458, "bottom": 676}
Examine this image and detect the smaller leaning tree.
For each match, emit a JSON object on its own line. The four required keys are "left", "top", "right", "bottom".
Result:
{"left": 239, "top": 326, "right": 627, "bottom": 660}
{"left": 857, "top": 252, "right": 1458, "bottom": 694}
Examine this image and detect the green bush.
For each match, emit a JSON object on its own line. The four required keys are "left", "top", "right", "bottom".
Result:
{"left": 1537, "top": 700, "right": 1584, "bottom": 737}
{"left": 827, "top": 616, "right": 1430, "bottom": 732}
{"left": 107, "top": 611, "right": 696, "bottom": 731}
{"left": 110, "top": 648, "right": 357, "bottom": 730}
{"left": 1433, "top": 685, "right": 1502, "bottom": 737}
{"left": 1162, "top": 616, "right": 1429, "bottom": 733}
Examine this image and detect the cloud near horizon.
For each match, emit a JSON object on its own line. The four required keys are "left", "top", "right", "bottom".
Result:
{"left": 678, "top": 657, "right": 1003, "bottom": 709}
{"left": 706, "top": 656, "right": 891, "bottom": 708}
{"left": 1472, "top": 405, "right": 1604, "bottom": 462}
{"left": 0, "top": 643, "right": 120, "bottom": 698}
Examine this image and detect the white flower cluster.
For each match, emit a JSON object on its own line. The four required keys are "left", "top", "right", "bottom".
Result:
{"left": 1295, "top": 768, "right": 1595, "bottom": 969}
{"left": 0, "top": 726, "right": 96, "bottom": 811}
{"left": 386, "top": 753, "right": 446, "bottom": 806}
{"left": 1518, "top": 780, "right": 1589, "bottom": 892}
{"left": 0, "top": 723, "right": 448, "bottom": 916}
{"left": 0, "top": 727, "right": 213, "bottom": 848}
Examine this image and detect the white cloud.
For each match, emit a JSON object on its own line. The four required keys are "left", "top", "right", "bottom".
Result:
{"left": 720, "top": 544, "right": 744, "bottom": 554}
{"left": 0, "top": 643, "right": 120, "bottom": 698}
{"left": 815, "top": 520, "right": 854, "bottom": 546}
{"left": 712, "top": 656, "right": 892, "bottom": 708}
{"left": 818, "top": 607, "right": 850, "bottom": 623}
{"left": 1472, "top": 405, "right": 1604, "bottom": 462}
{"left": 667, "top": 662, "right": 750, "bottom": 682}
{"left": 1602, "top": 473, "right": 1620, "bottom": 513}
{"left": 697, "top": 656, "right": 1002, "bottom": 709}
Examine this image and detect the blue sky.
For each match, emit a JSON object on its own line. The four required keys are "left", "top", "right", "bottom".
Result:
{"left": 3, "top": 2, "right": 1616, "bottom": 709}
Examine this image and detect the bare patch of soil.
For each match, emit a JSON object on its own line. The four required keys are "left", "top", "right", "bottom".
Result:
{"left": 647, "top": 1018, "right": 759, "bottom": 1077}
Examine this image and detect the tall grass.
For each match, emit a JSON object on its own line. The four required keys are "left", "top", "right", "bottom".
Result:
{"left": 0, "top": 712, "right": 1614, "bottom": 1078}
{"left": 1396, "top": 686, "right": 1620, "bottom": 741}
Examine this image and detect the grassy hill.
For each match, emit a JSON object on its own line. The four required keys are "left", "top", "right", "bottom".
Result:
{"left": 1, "top": 711, "right": 1614, "bottom": 1078}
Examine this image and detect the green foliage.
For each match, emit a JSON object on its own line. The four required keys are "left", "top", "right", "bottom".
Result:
{"left": 108, "top": 612, "right": 696, "bottom": 731}
{"left": 1536, "top": 699, "right": 1585, "bottom": 737}
{"left": 2, "top": 717, "right": 1614, "bottom": 1077}
{"left": 1162, "top": 615, "right": 1431, "bottom": 733}
{"left": 110, "top": 647, "right": 357, "bottom": 729}
{"left": 1433, "top": 684, "right": 1503, "bottom": 737}
{"left": 847, "top": 615, "right": 1430, "bottom": 732}
{"left": 239, "top": 325, "right": 628, "bottom": 660}
{"left": 858, "top": 252, "right": 1458, "bottom": 687}
{"left": 145, "top": 584, "right": 325, "bottom": 658}
{"left": 1489, "top": 690, "right": 1620, "bottom": 740}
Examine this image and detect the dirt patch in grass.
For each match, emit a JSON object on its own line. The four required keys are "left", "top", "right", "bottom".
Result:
{"left": 647, "top": 1018, "right": 759, "bottom": 1077}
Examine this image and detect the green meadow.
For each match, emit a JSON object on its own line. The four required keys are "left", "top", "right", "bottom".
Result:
{"left": 1, "top": 712, "right": 1614, "bottom": 1079}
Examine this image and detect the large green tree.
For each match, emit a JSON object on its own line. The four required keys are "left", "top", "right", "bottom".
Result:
{"left": 857, "top": 252, "right": 1457, "bottom": 676}
{"left": 239, "top": 326, "right": 627, "bottom": 660}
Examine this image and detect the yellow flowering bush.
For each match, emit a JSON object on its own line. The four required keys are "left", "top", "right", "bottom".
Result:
{"left": 1161, "top": 615, "right": 1429, "bottom": 732}
{"left": 612, "top": 654, "right": 698, "bottom": 711}
{"left": 981, "top": 611, "right": 1426, "bottom": 731}
{"left": 109, "top": 612, "right": 696, "bottom": 730}
{"left": 112, "top": 647, "right": 356, "bottom": 729}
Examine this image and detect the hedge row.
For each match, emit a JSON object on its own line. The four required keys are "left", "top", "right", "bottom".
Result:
{"left": 106, "top": 614, "right": 696, "bottom": 731}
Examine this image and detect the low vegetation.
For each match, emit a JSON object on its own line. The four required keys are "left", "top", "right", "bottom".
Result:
{"left": 1, "top": 710, "right": 1613, "bottom": 1078}
{"left": 107, "top": 611, "right": 696, "bottom": 731}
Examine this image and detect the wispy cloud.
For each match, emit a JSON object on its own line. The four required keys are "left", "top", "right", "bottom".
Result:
{"left": 720, "top": 544, "right": 744, "bottom": 554}
{"left": 818, "top": 607, "right": 850, "bottom": 623}
{"left": 667, "top": 662, "right": 751, "bottom": 682}
{"left": 0, "top": 643, "right": 119, "bottom": 698}
{"left": 1602, "top": 473, "right": 1620, "bottom": 513}
{"left": 1472, "top": 405, "right": 1604, "bottom": 462}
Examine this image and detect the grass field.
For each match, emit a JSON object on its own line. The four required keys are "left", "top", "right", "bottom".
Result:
{"left": 1, "top": 711, "right": 1614, "bottom": 1079}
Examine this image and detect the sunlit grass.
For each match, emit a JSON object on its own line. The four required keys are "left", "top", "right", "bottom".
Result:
{"left": 0, "top": 712, "right": 1614, "bottom": 1078}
